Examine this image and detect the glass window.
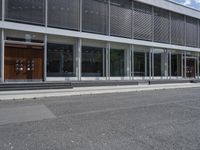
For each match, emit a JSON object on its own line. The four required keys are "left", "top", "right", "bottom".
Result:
{"left": 134, "top": 52, "right": 145, "bottom": 76}
{"left": 171, "top": 52, "right": 182, "bottom": 77}
{"left": 110, "top": 49, "right": 125, "bottom": 76}
{"left": 82, "top": 46, "right": 105, "bottom": 77}
{"left": 48, "top": 0, "right": 79, "bottom": 30}
{"left": 5, "top": 0, "right": 45, "bottom": 25}
{"left": 133, "top": 46, "right": 150, "bottom": 77}
{"left": 47, "top": 43, "right": 75, "bottom": 77}
{"left": 82, "top": 0, "right": 109, "bottom": 34}
{"left": 5, "top": 30, "right": 44, "bottom": 43}
{"left": 153, "top": 49, "right": 166, "bottom": 77}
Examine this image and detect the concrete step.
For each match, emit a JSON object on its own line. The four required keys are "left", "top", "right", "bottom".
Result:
{"left": 72, "top": 80, "right": 138, "bottom": 87}
{"left": 0, "top": 82, "right": 73, "bottom": 91}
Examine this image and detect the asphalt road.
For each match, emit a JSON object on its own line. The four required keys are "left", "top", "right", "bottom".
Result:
{"left": 0, "top": 87, "right": 200, "bottom": 150}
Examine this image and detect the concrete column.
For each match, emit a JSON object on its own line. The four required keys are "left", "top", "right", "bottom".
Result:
{"left": 43, "top": 34, "right": 47, "bottom": 81}
{"left": 1, "top": 30, "right": 4, "bottom": 83}
{"left": 106, "top": 42, "right": 110, "bottom": 80}
{"left": 76, "top": 38, "right": 82, "bottom": 80}
{"left": 197, "top": 53, "right": 199, "bottom": 79}
{"left": 126, "top": 46, "right": 131, "bottom": 78}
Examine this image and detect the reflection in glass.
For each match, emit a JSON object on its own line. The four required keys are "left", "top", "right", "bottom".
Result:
{"left": 134, "top": 52, "right": 145, "bottom": 76}
{"left": 110, "top": 49, "right": 125, "bottom": 76}
{"left": 154, "top": 49, "right": 166, "bottom": 77}
{"left": 82, "top": 46, "right": 104, "bottom": 77}
{"left": 154, "top": 53, "right": 161, "bottom": 76}
{"left": 47, "top": 43, "right": 74, "bottom": 77}
{"left": 171, "top": 54, "right": 181, "bottom": 76}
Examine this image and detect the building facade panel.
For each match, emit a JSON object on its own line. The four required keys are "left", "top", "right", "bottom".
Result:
{"left": 5, "top": 0, "right": 45, "bottom": 25}
{"left": 153, "top": 7, "right": 170, "bottom": 44}
{"left": 186, "top": 16, "right": 198, "bottom": 47}
{"left": 48, "top": 0, "right": 80, "bottom": 30}
{"left": 82, "top": 0, "right": 109, "bottom": 34}
{"left": 133, "top": 2, "right": 153, "bottom": 41}
{"left": 171, "top": 12, "right": 185, "bottom": 46}
{"left": 110, "top": 0, "right": 132, "bottom": 38}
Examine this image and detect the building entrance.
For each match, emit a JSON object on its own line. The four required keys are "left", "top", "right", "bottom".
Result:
{"left": 4, "top": 43, "right": 44, "bottom": 82}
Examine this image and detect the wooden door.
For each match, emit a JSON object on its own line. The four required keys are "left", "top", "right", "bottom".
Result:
{"left": 4, "top": 44, "right": 44, "bottom": 81}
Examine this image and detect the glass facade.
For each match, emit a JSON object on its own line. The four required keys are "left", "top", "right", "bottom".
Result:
{"left": 133, "top": 46, "right": 150, "bottom": 77}
{"left": 48, "top": 0, "right": 79, "bottom": 30}
{"left": 110, "top": 49, "right": 125, "bottom": 77}
{"left": 82, "top": 46, "right": 105, "bottom": 77}
{"left": 153, "top": 49, "right": 166, "bottom": 77}
{"left": 170, "top": 51, "right": 182, "bottom": 77}
{"left": 47, "top": 43, "right": 74, "bottom": 77}
{"left": 5, "top": 0, "right": 45, "bottom": 25}
{"left": 1, "top": 1, "right": 200, "bottom": 82}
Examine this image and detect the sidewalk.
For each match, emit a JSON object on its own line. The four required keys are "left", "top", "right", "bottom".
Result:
{"left": 0, "top": 83, "right": 200, "bottom": 100}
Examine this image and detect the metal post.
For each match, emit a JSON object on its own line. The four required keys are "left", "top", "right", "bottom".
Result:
{"left": 184, "top": 51, "right": 186, "bottom": 78}
{"left": 149, "top": 48, "right": 152, "bottom": 79}
{"left": 152, "top": 48, "right": 154, "bottom": 79}
{"left": 132, "top": 45, "right": 134, "bottom": 80}
{"left": 145, "top": 52, "right": 147, "bottom": 77}
{"left": 198, "top": 53, "right": 200, "bottom": 79}
{"left": 169, "top": 51, "right": 172, "bottom": 79}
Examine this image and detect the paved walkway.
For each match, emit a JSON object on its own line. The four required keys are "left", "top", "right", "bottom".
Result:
{"left": 0, "top": 83, "right": 200, "bottom": 100}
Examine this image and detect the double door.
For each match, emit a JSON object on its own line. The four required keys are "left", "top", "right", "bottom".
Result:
{"left": 4, "top": 44, "right": 44, "bottom": 81}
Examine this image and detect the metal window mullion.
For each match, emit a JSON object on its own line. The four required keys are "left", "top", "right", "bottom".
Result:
{"left": 198, "top": 20, "right": 200, "bottom": 48}
{"left": 184, "top": 51, "right": 186, "bottom": 78}
{"left": 152, "top": 48, "right": 154, "bottom": 79}
{"left": 198, "top": 53, "right": 200, "bottom": 78}
{"left": 169, "top": 51, "right": 171, "bottom": 79}
{"left": 145, "top": 52, "right": 147, "bottom": 77}
{"left": 132, "top": 45, "right": 134, "bottom": 79}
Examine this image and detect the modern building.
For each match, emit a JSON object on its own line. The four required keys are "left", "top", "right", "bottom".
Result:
{"left": 0, "top": 0, "right": 200, "bottom": 83}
